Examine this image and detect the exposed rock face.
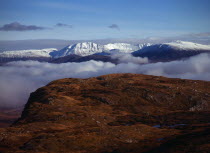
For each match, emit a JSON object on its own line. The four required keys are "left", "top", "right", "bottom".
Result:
{"left": 0, "top": 74, "right": 210, "bottom": 153}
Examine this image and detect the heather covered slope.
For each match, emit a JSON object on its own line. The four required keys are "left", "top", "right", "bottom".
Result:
{"left": 0, "top": 74, "right": 210, "bottom": 153}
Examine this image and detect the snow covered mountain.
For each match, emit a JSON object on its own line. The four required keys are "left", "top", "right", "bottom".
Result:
{"left": 51, "top": 42, "right": 151, "bottom": 58}
{"left": 0, "top": 42, "right": 151, "bottom": 60}
{"left": 50, "top": 42, "right": 104, "bottom": 58}
{"left": 165, "top": 41, "right": 210, "bottom": 51}
{"left": 132, "top": 41, "right": 210, "bottom": 61}
{"left": 138, "top": 41, "right": 210, "bottom": 54}
{"left": 1, "top": 41, "right": 209, "bottom": 63}
{"left": 0, "top": 48, "right": 57, "bottom": 58}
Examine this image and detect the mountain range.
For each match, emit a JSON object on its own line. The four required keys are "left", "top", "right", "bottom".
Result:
{"left": 0, "top": 41, "right": 210, "bottom": 63}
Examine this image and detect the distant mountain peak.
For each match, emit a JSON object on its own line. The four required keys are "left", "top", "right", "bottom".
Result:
{"left": 165, "top": 41, "right": 210, "bottom": 51}
{"left": 132, "top": 40, "right": 210, "bottom": 62}
{"left": 52, "top": 42, "right": 103, "bottom": 57}
{"left": 0, "top": 48, "right": 57, "bottom": 58}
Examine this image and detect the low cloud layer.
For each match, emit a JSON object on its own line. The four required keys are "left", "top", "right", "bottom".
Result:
{"left": 0, "top": 22, "right": 47, "bottom": 31}
{"left": 0, "top": 53, "right": 210, "bottom": 108}
{"left": 55, "top": 23, "right": 73, "bottom": 28}
{"left": 108, "top": 24, "right": 120, "bottom": 30}
{"left": 111, "top": 53, "right": 149, "bottom": 64}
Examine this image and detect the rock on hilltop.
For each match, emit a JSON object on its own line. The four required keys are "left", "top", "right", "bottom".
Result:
{"left": 0, "top": 73, "right": 210, "bottom": 153}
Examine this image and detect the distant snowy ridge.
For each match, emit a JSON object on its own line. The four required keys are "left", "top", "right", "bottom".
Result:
{"left": 52, "top": 42, "right": 151, "bottom": 57}
{"left": 132, "top": 41, "right": 210, "bottom": 62}
{"left": 135, "top": 41, "right": 210, "bottom": 54}
{"left": 165, "top": 41, "right": 210, "bottom": 51}
{"left": 0, "top": 42, "right": 151, "bottom": 59}
{"left": 1, "top": 41, "right": 209, "bottom": 59}
{"left": 104, "top": 43, "right": 140, "bottom": 53}
{"left": 0, "top": 48, "right": 57, "bottom": 58}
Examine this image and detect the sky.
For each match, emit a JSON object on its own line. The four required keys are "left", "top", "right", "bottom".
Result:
{"left": 0, "top": 0, "right": 210, "bottom": 40}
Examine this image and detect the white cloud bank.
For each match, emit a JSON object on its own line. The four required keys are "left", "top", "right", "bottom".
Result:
{"left": 111, "top": 53, "right": 149, "bottom": 64}
{"left": 0, "top": 53, "right": 210, "bottom": 108}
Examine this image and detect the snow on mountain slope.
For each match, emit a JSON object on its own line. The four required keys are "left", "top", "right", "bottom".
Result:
{"left": 71, "top": 42, "right": 103, "bottom": 56}
{"left": 135, "top": 41, "right": 210, "bottom": 54}
{"left": 104, "top": 43, "right": 140, "bottom": 53}
{"left": 0, "top": 48, "right": 57, "bottom": 58}
{"left": 165, "top": 41, "right": 210, "bottom": 51}
{"left": 52, "top": 42, "right": 104, "bottom": 58}
{"left": 53, "top": 42, "right": 151, "bottom": 57}
{"left": 138, "top": 43, "right": 152, "bottom": 49}
{"left": 4, "top": 41, "right": 208, "bottom": 60}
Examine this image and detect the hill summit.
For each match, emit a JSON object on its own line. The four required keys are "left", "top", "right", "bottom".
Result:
{"left": 0, "top": 73, "right": 210, "bottom": 153}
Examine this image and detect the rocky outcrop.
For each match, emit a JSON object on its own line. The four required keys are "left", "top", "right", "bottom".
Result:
{"left": 0, "top": 73, "right": 210, "bottom": 153}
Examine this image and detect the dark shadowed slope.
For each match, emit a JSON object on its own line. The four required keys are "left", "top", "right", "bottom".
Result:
{"left": 132, "top": 44, "right": 210, "bottom": 62}
{"left": 50, "top": 54, "right": 117, "bottom": 64}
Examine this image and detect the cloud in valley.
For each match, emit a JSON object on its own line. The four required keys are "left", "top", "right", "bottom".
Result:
{"left": 0, "top": 22, "right": 47, "bottom": 31}
{"left": 0, "top": 53, "right": 210, "bottom": 108}
{"left": 111, "top": 53, "right": 149, "bottom": 64}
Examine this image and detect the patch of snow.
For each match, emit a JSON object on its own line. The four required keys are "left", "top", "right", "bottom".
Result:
{"left": 104, "top": 43, "right": 140, "bottom": 53}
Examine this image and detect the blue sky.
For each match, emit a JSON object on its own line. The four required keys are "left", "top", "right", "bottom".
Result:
{"left": 0, "top": 0, "right": 210, "bottom": 40}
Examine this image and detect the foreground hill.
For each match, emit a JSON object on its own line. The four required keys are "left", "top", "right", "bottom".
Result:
{"left": 0, "top": 73, "right": 210, "bottom": 153}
